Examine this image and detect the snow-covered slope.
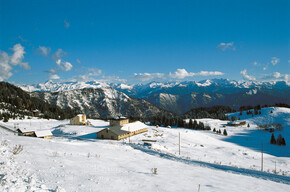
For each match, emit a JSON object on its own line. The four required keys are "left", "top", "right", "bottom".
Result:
{"left": 0, "top": 107, "right": 289, "bottom": 191}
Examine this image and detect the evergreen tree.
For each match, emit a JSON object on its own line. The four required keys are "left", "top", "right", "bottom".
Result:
{"left": 193, "top": 120, "right": 198, "bottom": 129}
{"left": 270, "top": 133, "right": 276, "bottom": 144}
{"left": 276, "top": 134, "right": 283, "bottom": 145}
{"left": 223, "top": 129, "right": 228, "bottom": 136}
{"left": 213, "top": 128, "right": 216, "bottom": 132}
{"left": 3, "top": 116, "right": 9, "bottom": 122}
{"left": 247, "top": 123, "right": 250, "bottom": 128}
{"left": 281, "top": 138, "right": 286, "bottom": 146}
{"left": 189, "top": 119, "right": 193, "bottom": 129}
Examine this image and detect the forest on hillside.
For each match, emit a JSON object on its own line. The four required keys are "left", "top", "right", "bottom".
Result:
{"left": 0, "top": 81, "right": 76, "bottom": 121}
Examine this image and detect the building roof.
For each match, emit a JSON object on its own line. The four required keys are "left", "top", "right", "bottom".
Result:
{"left": 34, "top": 130, "right": 53, "bottom": 137}
{"left": 121, "top": 121, "right": 148, "bottom": 132}
{"left": 109, "top": 126, "right": 129, "bottom": 135}
{"left": 98, "top": 121, "right": 148, "bottom": 136}
{"left": 98, "top": 126, "right": 128, "bottom": 136}
{"left": 77, "top": 114, "right": 86, "bottom": 117}
{"left": 112, "top": 116, "right": 128, "bottom": 120}
{"left": 18, "top": 127, "right": 36, "bottom": 133}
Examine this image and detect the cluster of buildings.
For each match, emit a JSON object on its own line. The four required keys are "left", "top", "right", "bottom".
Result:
{"left": 17, "top": 114, "right": 148, "bottom": 141}
{"left": 17, "top": 127, "right": 52, "bottom": 139}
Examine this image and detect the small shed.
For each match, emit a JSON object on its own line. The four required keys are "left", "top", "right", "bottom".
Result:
{"left": 17, "top": 127, "right": 36, "bottom": 136}
{"left": 34, "top": 130, "right": 53, "bottom": 139}
{"left": 227, "top": 120, "right": 246, "bottom": 126}
{"left": 70, "top": 114, "right": 91, "bottom": 125}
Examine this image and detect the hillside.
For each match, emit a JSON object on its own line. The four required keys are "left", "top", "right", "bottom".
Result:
{"left": 0, "top": 81, "right": 75, "bottom": 120}
{"left": 0, "top": 107, "right": 289, "bottom": 191}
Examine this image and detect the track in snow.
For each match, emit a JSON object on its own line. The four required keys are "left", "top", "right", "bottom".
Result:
{"left": 130, "top": 143, "right": 290, "bottom": 185}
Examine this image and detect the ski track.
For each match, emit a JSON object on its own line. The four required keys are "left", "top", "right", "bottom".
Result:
{"left": 129, "top": 143, "right": 290, "bottom": 185}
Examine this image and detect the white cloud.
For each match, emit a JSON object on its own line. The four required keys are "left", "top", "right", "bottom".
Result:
{"left": 0, "top": 51, "right": 13, "bottom": 81}
{"left": 49, "top": 74, "right": 60, "bottom": 80}
{"left": 169, "top": 69, "right": 194, "bottom": 79}
{"left": 196, "top": 71, "right": 224, "bottom": 76}
{"left": 64, "top": 20, "right": 70, "bottom": 28}
{"left": 216, "top": 42, "right": 236, "bottom": 51}
{"left": 100, "top": 75, "right": 127, "bottom": 83}
{"left": 133, "top": 72, "right": 165, "bottom": 81}
{"left": 51, "top": 49, "right": 67, "bottom": 61}
{"left": 262, "top": 72, "right": 289, "bottom": 82}
{"left": 271, "top": 57, "right": 280, "bottom": 66}
{"left": 73, "top": 68, "right": 102, "bottom": 81}
{"left": 273, "top": 72, "right": 282, "bottom": 78}
{"left": 38, "top": 46, "right": 51, "bottom": 56}
{"left": 10, "top": 44, "right": 30, "bottom": 69}
{"left": 240, "top": 69, "right": 256, "bottom": 80}
{"left": 0, "top": 44, "right": 30, "bottom": 81}
{"left": 169, "top": 69, "right": 224, "bottom": 79}
{"left": 252, "top": 61, "right": 259, "bottom": 66}
{"left": 263, "top": 67, "right": 267, "bottom": 71}
{"left": 56, "top": 59, "right": 72, "bottom": 71}
{"left": 76, "top": 59, "right": 81, "bottom": 64}
{"left": 44, "top": 69, "right": 57, "bottom": 73}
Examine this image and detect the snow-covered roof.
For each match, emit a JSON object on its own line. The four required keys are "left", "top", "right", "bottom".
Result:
{"left": 34, "top": 130, "right": 53, "bottom": 137}
{"left": 18, "top": 127, "right": 36, "bottom": 133}
{"left": 77, "top": 114, "right": 85, "bottom": 117}
{"left": 112, "top": 116, "right": 127, "bottom": 120}
{"left": 121, "top": 121, "right": 148, "bottom": 132}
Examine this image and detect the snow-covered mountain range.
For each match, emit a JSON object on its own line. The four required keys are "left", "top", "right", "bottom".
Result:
{"left": 31, "top": 87, "right": 173, "bottom": 118}
{"left": 20, "top": 79, "right": 289, "bottom": 115}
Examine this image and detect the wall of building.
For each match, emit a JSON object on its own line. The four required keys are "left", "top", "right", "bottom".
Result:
{"left": 97, "top": 129, "right": 119, "bottom": 140}
{"left": 110, "top": 119, "right": 129, "bottom": 127}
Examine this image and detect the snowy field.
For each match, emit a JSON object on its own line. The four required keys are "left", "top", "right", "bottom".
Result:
{"left": 0, "top": 107, "right": 289, "bottom": 191}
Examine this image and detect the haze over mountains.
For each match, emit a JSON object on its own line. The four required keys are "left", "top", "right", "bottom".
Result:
{"left": 19, "top": 79, "right": 290, "bottom": 116}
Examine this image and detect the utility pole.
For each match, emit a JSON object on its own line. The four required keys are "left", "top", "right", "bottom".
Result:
{"left": 274, "top": 161, "right": 276, "bottom": 174}
{"left": 128, "top": 126, "right": 130, "bottom": 144}
{"left": 261, "top": 141, "right": 263, "bottom": 172}
{"left": 179, "top": 132, "right": 180, "bottom": 155}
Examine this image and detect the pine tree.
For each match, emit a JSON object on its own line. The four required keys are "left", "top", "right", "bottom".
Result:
{"left": 270, "top": 133, "right": 276, "bottom": 144}
{"left": 223, "top": 129, "right": 228, "bottom": 136}
{"left": 193, "top": 120, "right": 198, "bottom": 129}
{"left": 281, "top": 138, "right": 286, "bottom": 146}
{"left": 276, "top": 134, "right": 283, "bottom": 145}
{"left": 189, "top": 119, "right": 193, "bottom": 129}
{"left": 247, "top": 123, "right": 250, "bottom": 128}
{"left": 213, "top": 128, "right": 216, "bottom": 132}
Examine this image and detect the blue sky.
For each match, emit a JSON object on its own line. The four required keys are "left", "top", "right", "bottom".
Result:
{"left": 0, "top": 0, "right": 289, "bottom": 84}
